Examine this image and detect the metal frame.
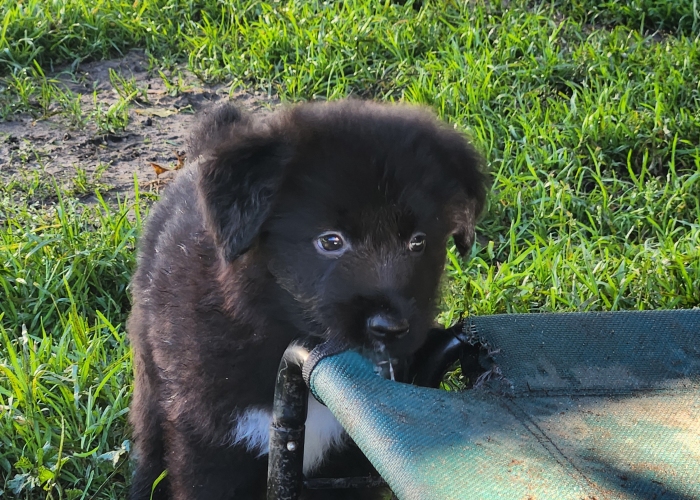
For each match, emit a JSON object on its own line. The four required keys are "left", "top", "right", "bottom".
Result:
{"left": 266, "top": 324, "right": 482, "bottom": 500}
{"left": 266, "top": 337, "right": 319, "bottom": 500}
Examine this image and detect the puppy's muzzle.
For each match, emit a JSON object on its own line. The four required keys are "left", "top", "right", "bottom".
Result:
{"left": 367, "top": 313, "right": 409, "bottom": 341}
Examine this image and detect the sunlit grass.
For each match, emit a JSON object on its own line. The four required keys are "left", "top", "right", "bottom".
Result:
{"left": 439, "top": 154, "right": 700, "bottom": 324}
{"left": 1, "top": 189, "right": 140, "bottom": 498}
{"left": 1, "top": 0, "right": 699, "bottom": 497}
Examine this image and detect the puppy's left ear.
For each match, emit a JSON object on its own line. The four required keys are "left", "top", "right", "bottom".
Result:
{"left": 437, "top": 131, "right": 489, "bottom": 257}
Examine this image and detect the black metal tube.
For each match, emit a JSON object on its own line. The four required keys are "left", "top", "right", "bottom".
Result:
{"left": 409, "top": 322, "right": 487, "bottom": 388}
{"left": 410, "top": 327, "right": 466, "bottom": 388}
{"left": 304, "top": 476, "right": 387, "bottom": 490}
{"left": 266, "top": 337, "right": 323, "bottom": 500}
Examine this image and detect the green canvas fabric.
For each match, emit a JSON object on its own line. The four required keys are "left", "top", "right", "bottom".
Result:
{"left": 308, "top": 310, "right": 700, "bottom": 500}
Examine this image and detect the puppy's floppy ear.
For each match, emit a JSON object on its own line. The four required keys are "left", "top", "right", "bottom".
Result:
{"left": 436, "top": 129, "right": 489, "bottom": 257}
{"left": 194, "top": 104, "right": 291, "bottom": 261}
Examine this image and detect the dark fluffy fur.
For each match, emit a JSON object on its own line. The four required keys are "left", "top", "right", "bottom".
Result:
{"left": 127, "top": 100, "right": 487, "bottom": 500}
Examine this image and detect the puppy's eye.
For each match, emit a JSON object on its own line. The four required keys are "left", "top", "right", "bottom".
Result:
{"left": 316, "top": 232, "right": 348, "bottom": 256}
{"left": 408, "top": 233, "right": 426, "bottom": 253}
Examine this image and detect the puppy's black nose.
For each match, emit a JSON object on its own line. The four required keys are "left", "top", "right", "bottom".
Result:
{"left": 367, "top": 314, "right": 409, "bottom": 340}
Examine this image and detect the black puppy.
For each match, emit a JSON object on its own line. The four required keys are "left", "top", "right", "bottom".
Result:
{"left": 127, "top": 100, "right": 487, "bottom": 500}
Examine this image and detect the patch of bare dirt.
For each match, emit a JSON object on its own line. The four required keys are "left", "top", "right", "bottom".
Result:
{"left": 0, "top": 50, "right": 279, "bottom": 201}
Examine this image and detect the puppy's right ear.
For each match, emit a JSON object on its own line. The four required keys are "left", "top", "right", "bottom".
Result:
{"left": 195, "top": 105, "right": 290, "bottom": 261}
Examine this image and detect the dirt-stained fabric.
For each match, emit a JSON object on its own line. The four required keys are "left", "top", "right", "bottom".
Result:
{"left": 309, "top": 310, "right": 700, "bottom": 500}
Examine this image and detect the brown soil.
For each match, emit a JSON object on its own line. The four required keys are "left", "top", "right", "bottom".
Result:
{"left": 0, "top": 50, "right": 279, "bottom": 201}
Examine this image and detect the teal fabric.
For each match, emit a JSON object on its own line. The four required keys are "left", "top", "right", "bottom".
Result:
{"left": 308, "top": 310, "right": 700, "bottom": 500}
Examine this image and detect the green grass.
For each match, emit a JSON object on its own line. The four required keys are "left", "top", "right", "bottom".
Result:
{"left": 1, "top": 0, "right": 699, "bottom": 498}
{"left": 1, "top": 187, "right": 140, "bottom": 498}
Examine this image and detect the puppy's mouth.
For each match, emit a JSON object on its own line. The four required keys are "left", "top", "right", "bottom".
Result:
{"left": 363, "top": 341, "right": 401, "bottom": 381}
{"left": 360, "top": 311, "right": 411, "bottom": 381}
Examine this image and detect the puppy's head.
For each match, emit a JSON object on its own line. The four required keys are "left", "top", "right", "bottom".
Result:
{"left": 194, "top": 100, "right": 488, "bottom": 368}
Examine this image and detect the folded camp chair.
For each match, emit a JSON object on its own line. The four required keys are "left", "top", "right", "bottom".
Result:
{"left": 267, "top": 309, "right": 700, "bottom": 500}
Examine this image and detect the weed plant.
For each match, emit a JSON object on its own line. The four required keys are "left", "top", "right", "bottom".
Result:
{"left": 1, "top": 0, "right": 699, "bottom": 498}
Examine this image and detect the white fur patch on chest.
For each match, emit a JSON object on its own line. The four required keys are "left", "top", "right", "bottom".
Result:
{"left": 229, "top": 396, "right": 346, "bottom": 474}
{"left": 229, "top": 407, "right": 271, "bottom": 457}
{"left": 302, "top": 395, "right": 346, "bottom": 472}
